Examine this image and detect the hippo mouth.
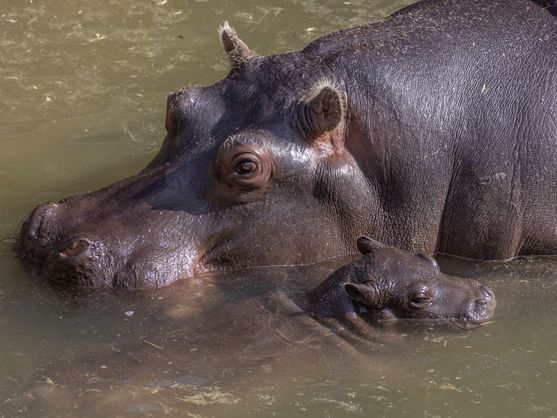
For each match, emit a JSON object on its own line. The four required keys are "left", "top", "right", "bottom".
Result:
{"left": 449, "top": 319, "right": 494, "bottom": 331}
{"left": 15, "top": 238, "right": 202, "bottom": 291}
{"left": 15, "top": 212, "right": 193, "bottom": 291}
{"left": 448, "top": 309, "right": 496, "bottom": 331}
{"left": 364, "top": 316, "right": 494, "bottom": 339}
{"left": 16, "top": 233, "right": 119, "bottom": 291}
{"left": 375, "top": 316, "right": 494, "bottom": 333}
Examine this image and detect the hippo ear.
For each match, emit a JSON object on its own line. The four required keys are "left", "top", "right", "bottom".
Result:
{"left": 298, "top": 85, "right": 344, "bottom": 141}
{"left": 356, "top": 236, "right": 386, "bottom": 255}
{"left": 219, "top": 22, "right": 256, "bottom": 66}
{"left": 344, "top": 283, "right": 380, "bottom": 308}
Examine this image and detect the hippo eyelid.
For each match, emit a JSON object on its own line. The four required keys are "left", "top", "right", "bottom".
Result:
{"left": 221, "top": 130, "right": 267, "bottom": 149}
{"left": 408, "top": 293, "right": 433, "bottom": 309}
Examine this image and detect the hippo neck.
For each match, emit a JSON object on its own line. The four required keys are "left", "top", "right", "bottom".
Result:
{"left": 296, "top": 37, "right": 458, "bottom": 254}
{"left": 305, "top": 265, "right": 360, "bottom": 318}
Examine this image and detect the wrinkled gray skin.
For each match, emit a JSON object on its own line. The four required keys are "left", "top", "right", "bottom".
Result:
{"left": 17, "top": 0, "right": 557, "bottom": 288}
{"left": 306, "top": 237, "right": 496, "bottom": 335}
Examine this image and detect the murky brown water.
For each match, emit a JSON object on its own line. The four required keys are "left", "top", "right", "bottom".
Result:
{"left": 1, "top": 0, "right": 557, "bottom": 416}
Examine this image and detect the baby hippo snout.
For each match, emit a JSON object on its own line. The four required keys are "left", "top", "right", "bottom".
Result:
{"left": 466, "top": 283, "right": 496, "bottom": 325}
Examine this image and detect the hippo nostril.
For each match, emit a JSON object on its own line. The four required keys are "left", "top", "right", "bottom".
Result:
{"left": 24, "top": 202, "right": 58, "bottom": 235}
{"left": 18, "top": 202, "right": 62, "bottom": 259}
{"left": 29, "top": 202, "right": 59, "bottom": 226}
{"left": 58, "top": 239, "right": 91, "bottom": 258}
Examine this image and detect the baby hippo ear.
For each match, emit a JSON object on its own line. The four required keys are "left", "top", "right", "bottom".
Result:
{"left": 298, "top": 86, "right": 343, "bottom": 140}
{"left": 417, "top": 252, "right": 440, "bottom": 270}
{"left": 356, "top": 236, "right": 386, "bottom": 255}
{"left": 344, "top": 283, "right": 380, "bottom": 308}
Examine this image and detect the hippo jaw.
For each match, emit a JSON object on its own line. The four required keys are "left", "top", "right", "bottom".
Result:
{"left": 16, "top": 203, "right": 203, "bottom": 290}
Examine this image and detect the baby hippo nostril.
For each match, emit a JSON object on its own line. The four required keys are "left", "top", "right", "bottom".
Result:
{"left": 473, "top": 284, "right": 495, "bottom": 318}
{"left": 479, "top": 285, "right": 493, "bottom": 298}
{"left": 58, "top": 239, "right": 91, "bottom": 258}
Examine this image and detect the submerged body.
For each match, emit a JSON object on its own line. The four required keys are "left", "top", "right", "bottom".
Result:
{"left": 17, "top": 0, "right": 557, "bottom": 288}
{"left": 18, "top": 240, "right": 495, "bottom": 413}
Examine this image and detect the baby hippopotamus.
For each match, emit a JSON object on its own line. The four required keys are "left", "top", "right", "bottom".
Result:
{"left": 305, "top": 237, "right": 496, "bottom": 337}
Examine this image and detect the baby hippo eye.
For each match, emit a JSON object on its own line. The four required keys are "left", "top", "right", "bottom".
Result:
{"left": 409, "top": 294, "right": 432, "bottom": 309}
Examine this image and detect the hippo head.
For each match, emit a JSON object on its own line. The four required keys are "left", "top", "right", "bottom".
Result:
{"left": 16, "top": 25, "right": 372, "bottom": 289}
{"left": 310, "top": 237, "right": 496, "bottom": 329}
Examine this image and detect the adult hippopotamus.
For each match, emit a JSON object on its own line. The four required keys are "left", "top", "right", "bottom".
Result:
{"left": 16, "top": 0, "right": 557, "bottom": 288}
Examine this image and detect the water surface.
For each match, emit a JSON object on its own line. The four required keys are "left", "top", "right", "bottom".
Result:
{"left": 1, "top": 0, "right": 556, "bottom": 416}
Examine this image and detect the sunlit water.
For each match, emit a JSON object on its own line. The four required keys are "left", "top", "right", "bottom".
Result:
{"left": 1, "top": 0, "right": 556, "bottom": 417}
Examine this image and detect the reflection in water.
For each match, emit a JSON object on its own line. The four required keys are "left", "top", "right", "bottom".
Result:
{"left": 2, "top": 257, "right": 557, "bottom": 417}
{"left": 1, "top": 0, "right": 557, "bottom": 416}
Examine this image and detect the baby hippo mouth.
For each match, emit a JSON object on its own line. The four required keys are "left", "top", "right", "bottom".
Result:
{"left": 447, "top": 284, "right": 496, "bottom": 330}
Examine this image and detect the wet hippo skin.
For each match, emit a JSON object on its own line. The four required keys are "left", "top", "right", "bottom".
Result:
{"left": 16, "top": 0, "right": 557, "bottom": 288}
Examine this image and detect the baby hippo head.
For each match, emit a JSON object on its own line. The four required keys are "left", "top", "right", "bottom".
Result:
{"left": 313, "top": 237, "right": 496, "bottom": 329}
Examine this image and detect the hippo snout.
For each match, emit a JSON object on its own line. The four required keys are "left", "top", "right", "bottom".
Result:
{"left": 17, "top": 193, "right": 200, "bottom": 290}
{"left": 476, "top": 285, "right": 495, "bottom": 309}
{"left": 17, "top": 201, "right": 114, "bottom": 288}
{"left": 459, "top": 283, "right": 496, "bottom": 327}
{"left": 18, "top": 202, "right": 61, "bottom": 262}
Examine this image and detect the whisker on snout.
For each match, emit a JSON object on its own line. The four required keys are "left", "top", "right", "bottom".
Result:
{"left": 6, "top": 234, "right": 20, "bottom": 254}
{"left": 477, "top": 320, "right": 495, "bottom": 327}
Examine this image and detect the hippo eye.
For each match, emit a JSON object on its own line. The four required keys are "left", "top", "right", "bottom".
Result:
{"left": 217, "top": 146, "right": 272, "bottom": 191}
{"left": 409, "top": 294, "right": 432, "bottom": 309}
{"left": 235, "top": 158, "right": 258, "bottom": 175}
{"left": 230, "top": 153, "right": 261, "bottom": 178}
